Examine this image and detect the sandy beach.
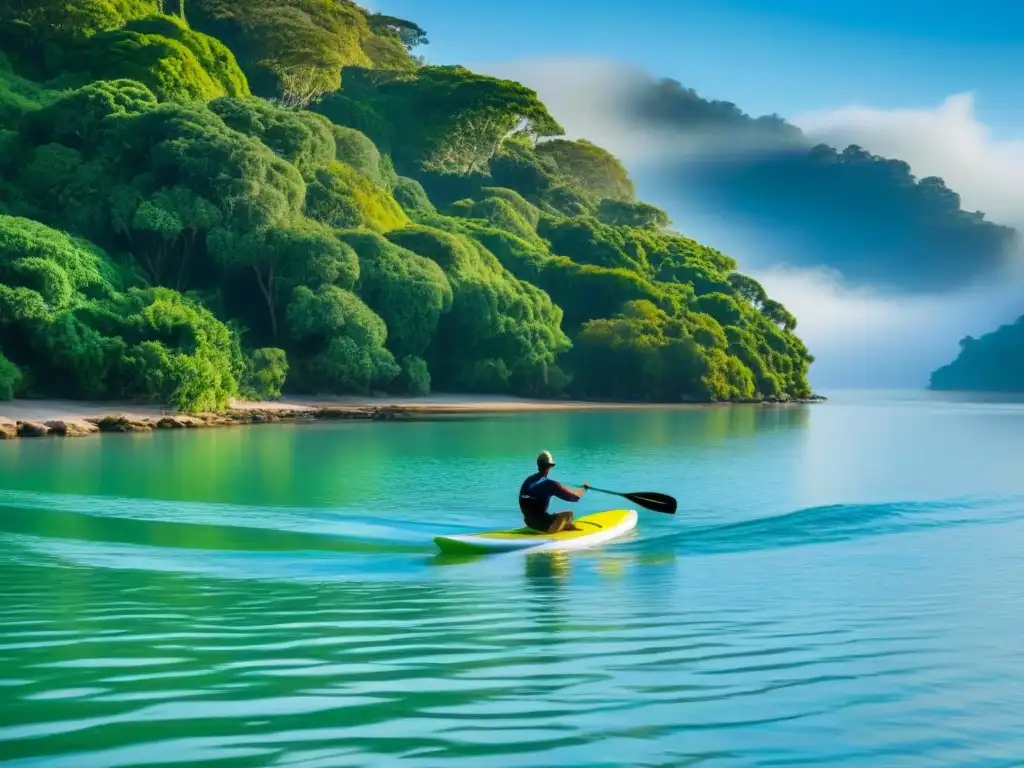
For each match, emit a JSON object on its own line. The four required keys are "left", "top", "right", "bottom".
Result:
{"left": 0, "top": 393, "right": 824, "bottom": 439}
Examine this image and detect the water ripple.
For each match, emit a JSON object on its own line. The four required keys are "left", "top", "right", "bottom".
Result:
{"left": 3, "top": 431, "right": 1024, "bottom": 764}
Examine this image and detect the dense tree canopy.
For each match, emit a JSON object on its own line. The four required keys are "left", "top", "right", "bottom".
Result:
{"left": 188, "top": 0, "right": 417, "bottom": 106}
{"left": 366, "top": 13, "right": 428, "bottom": 51}
{"left": 0, "top": 214, "right": 263, "bottom": 410}
{"left": 0, "top": 2, "right": 816, "bottom": 409}
{"left": 535, "top": 139, "right": 635, "bottom": 202}
{"left": 0, "top": 0, "right": 159, "bottom": 45}
{"left": 314, "top": 65, "right": 564, "bottom": 176}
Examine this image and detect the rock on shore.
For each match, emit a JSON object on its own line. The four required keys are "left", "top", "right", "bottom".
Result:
{"left": 45, "top": 420, "right": 100, "bottom": 437}
{"left": 0, "top": 395, "right": 827, "bottom": 441}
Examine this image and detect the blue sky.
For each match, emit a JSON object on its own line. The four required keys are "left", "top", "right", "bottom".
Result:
{"left": 373, "top": 0, "right": 1024, "bottom": 139}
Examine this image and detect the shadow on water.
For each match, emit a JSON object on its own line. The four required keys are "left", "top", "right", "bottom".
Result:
{"left": 427, "top": 551, "right": 491, "bottom": 569}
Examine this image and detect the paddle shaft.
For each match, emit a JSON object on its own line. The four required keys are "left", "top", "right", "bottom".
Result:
{"left": 587, "top": 486, "right": 627, "bottom": 498}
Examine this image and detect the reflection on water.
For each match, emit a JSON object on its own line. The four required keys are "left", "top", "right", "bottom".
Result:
{"left": 524, "top": 550, "right": 573, "bottom": 583}
{"left": 2, "top": 395, "right": 1024, "bottom": 765}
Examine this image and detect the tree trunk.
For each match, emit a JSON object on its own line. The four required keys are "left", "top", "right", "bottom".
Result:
{"left": 139, "top": 248, "right": 157, "bottom": 288}
{"left": 253, "top": 265, "right": 277, "bottom": 340}
{"left": 176, "top": 231, "right": 196, "bottom": 291}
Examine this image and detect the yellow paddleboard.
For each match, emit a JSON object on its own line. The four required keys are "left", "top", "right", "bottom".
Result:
{"left": 433, "top": 509, "right": 638, "bottom": 554}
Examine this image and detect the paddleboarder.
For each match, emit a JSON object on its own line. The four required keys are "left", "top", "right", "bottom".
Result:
{"left": 519, "top": 451, "right": 590, "bottom": 533}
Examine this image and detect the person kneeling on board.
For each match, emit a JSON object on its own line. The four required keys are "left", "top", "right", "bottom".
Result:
{"left": 519, "top": 451, "right": 589, "bottom": 533}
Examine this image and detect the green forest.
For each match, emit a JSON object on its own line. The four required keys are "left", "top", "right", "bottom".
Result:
{"left": 0, "top": 0, "right": 814, "bottom": 411}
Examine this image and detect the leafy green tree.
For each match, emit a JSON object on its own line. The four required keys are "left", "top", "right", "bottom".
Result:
{"left": 597, "top": 199, "right": 669, "bottom": 229}
{"left": 448, "top": 196, "right": 539, "bottom": 244}
{"left": 392, "top": 176, "right": 435, "bottom": 215}
{"left": 0, "top": 3, "right": 817, "bottom": 405}
{"left": 84, "top": 21, "right": 248, "bottom": 102}
{"left": 20, "top": 77, "right": 157, "bottom": 152}
{"left": 304, "top": 162, "right": 409, "bottom": 231}
{"left": 207, "top": 219, "right": 358, "bottom": 340}
{"left": 539, "top": 258, "right": 673, "bottom": 331}
{"left": 725, "top": 325, "right": 782, "bottom": 397}
{"left": 285, "top": 283, "right": 399, "bottom": 393}
{"left": 727, "top": 272, "right": 768, "bottom": 308}
{"left": 331, "top": 125, "right": 384, "bottom": 183}
{"left": 535, "top": 139, "right": 635, "bottom": 201}
{"left": 209, "top": 96, "right": 333, "bottom": 176}
{"left": 117, "top": 186, "right": 221, "bottom": 289}
{"left": 487, "top": 141, "right": 558, "bottom": 197}
{"left": 396, "top": 354, "right": 430, "bottom": 395}
{"left": 107, "top": 286, "right": 240, "bottom": 410}
{"left": 0, "top": 347, "right": 19, "bottom": 400}
{"left": 123, "top": 15, "right": 249, "bottom": 95}
{"left": 338, "top": 229, "right": 452, "bottom": 359}
{"left": 0, "top": 214, "right": 120, "bottom": 310}
{"left": 569, "top": 300, "right": 756, "bottom": 402}
{"left": 692, "top": 292, "right": 744, "bottom": 327}
{"left": 315, "top": 65, "right": 564, "bottom": 176}
{"left": 0, "top": 54, "right": 56, "bottom": 130}
{"left": 761, "top": 298, "right": 797, "bottom": 331}
{"left": 385, "top": 225, "right": 570, "bottom": 394}
{"left": 538, "top": 215, "right": 649, "bottom": 274}
{"left": 0, "top": 215, "right": 242, "bottom": 410}
{"left": 366, "top": 13, "right": 429, "bottom": 50}
{"left": 0, "top": 0, "right": 159, "bottom": 41}
{"left": 238, "top": 346, "right": 288, "bottom": 399}
{"left": 112, "top": 100, "right": 306, "bottom": 229}
{"left": 21, "top": 94, "right": 307, "bottom": 291}
{"left": 686, "top": 311, "right": 728, "bottom": 350}
{"left": 479, "top": 186, "right": 541, "bottom": 228}
{"left": 190, "top": 0, "right": 415, "bottom": 106}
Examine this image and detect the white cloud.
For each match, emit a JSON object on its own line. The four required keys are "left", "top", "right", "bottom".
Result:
{"left": 480, "top": 56, "right": 795, "bottom": 162}
{"left": 481, "top": 57, "right": 660, "bottom": 163}
{"left": 486, "top": 58, "right": 1024, "bottom": 230}
{"left": 741, "top": 93, "right": 1024, "bottom": 386}
{"left": 753, "top": 262, "right": 1024, "bottom": 389}
{"left": 793, "top": 93, "right": 1024, "bottom": 228}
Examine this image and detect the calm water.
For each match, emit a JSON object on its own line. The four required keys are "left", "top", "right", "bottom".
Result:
{"left": 2, "top": 390, "right": 1024, "bottom": 766}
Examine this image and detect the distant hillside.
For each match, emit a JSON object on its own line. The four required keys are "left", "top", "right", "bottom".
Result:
{"left": 929, "top": 318, "right": 1024, "bottom": 393}
{"left": 0, "top": 0, "right": 814, "bottom": 410}
{"left": 626, "top": 78, "right": 1019, "bottom": 293}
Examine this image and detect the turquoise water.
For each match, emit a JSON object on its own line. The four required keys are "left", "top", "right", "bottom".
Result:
{"left": 2, "top": 390, "right": 1024, "bottom": 765}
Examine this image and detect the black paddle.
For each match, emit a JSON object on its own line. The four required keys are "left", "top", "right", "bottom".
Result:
{"left": 583, "top": 486, "right": 677, "bottom": 515}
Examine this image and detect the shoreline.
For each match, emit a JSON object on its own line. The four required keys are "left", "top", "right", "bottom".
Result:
{"left": 0, "top": 393, "right": 827, "bottom": 440}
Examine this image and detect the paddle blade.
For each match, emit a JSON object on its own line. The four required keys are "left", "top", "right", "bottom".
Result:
{"left": 621, "top": 491, "right": 677, "bottom": 514}
{"left": 585, "top": 486, "right": 678, "bottom": 515}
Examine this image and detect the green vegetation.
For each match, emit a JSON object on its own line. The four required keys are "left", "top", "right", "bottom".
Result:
{"left": 0, "top": 1, "right": 814, "bottom": 409}
{"left": 929, "top": 318, "right": 1024, "bottom": 393}
{"left": 187, "top": 0, "right": 420, "bottom": 107}
{"left": 0, "top": 214, "right": 246, "bottom": 410}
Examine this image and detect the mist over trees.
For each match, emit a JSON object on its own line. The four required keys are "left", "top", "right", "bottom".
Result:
{"left": 623, "top": 77, "right": 1019, "bottom": 294}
